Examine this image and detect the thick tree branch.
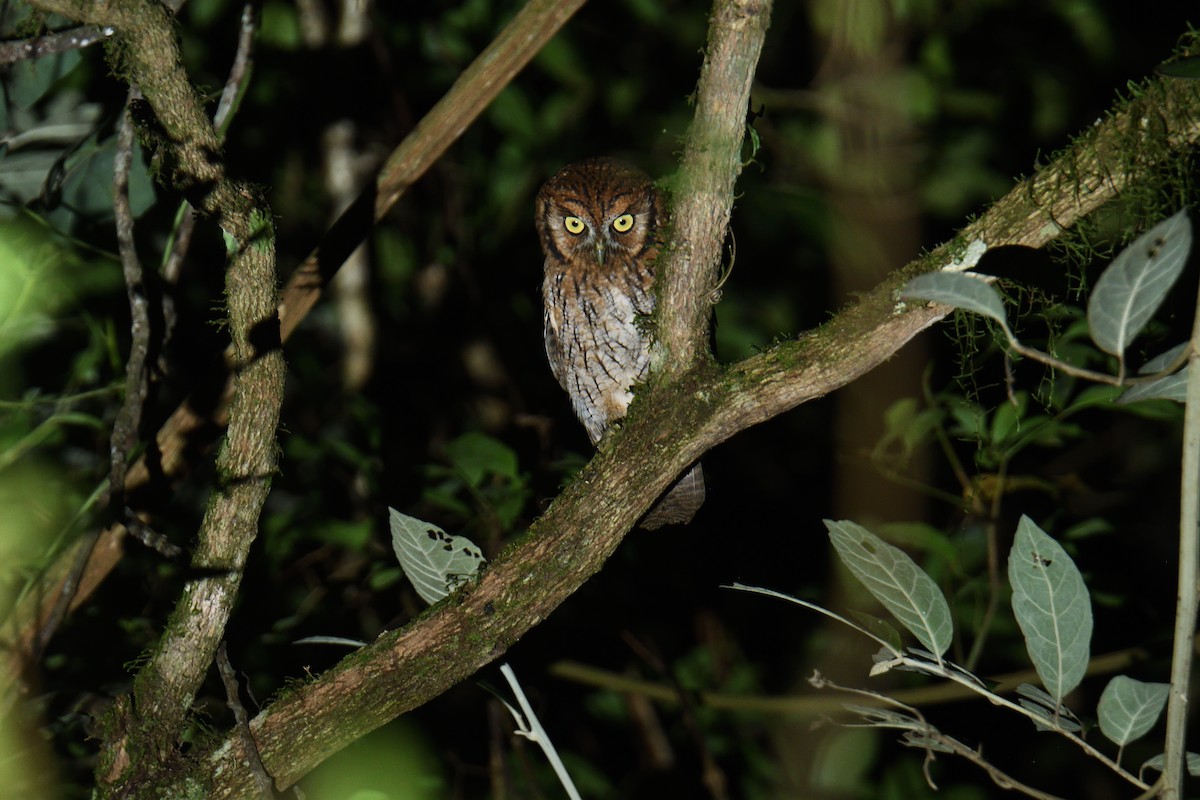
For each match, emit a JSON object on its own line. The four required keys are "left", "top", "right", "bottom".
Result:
{"left": 192, "top": 37, "right": 1200, "bottom": 799}
{"left": 655, "top": 0, "right": 771, "bottom": 374}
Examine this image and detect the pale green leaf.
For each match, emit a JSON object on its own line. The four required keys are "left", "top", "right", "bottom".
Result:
{"left": 1088, "top": 209, "right": 1192, "bottom": 357}
{"left": 388, "top": 507, "right": 486, "bottom": 605}
{"left": 1142, "top": 752, "right": 1200, "bottom": 777}
{"left": 846, "top": 610, "right": 904, "bottom": 653}
{"left": 1008, "top": 516, "right": 1093, "bottom": 702}
{"left": 1139, "top": 342, "right": 1188, "bottom": 374}
{"left": 826, "top": 519, "right": 953, "bottom": 660}
{"left": 1098, "top": 676, "right": 1169, "bottom": 746}
{"left": 900, "top": 272, "right": 1009, "bottom": 329}
{"left": 1119, "top": 368, "right": 1188, "bottom": 404}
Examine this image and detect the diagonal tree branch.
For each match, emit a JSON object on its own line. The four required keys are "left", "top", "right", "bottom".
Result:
{"left": 189, "top": 30, "right": 1200, "bottom": 800}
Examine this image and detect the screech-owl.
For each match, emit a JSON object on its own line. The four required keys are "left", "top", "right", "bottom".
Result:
{"left": 536, "top": 157, "right": 704, "bottom": 529}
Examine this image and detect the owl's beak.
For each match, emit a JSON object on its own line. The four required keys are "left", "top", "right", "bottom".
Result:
{"left": 594, "top": 238, "right": 607, "bottom": 266}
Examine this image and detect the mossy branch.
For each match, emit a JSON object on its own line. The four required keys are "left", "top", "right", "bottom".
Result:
{"left": 654, "top": 0, "right": 772, "bottom": 374}
{"left": 24, "top": 0, "right": 287, "bottom": 790}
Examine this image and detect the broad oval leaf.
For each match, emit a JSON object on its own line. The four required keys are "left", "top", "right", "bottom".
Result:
{"left": 388, "top": 507, "right": 486, "bottom": 605}
{"left": 1088, "top": 209, "right": 1192, "bottom": 357}
{"left": 1098, "top": 676, "right": 1169, "bottom": 746}
{"left": 1119, "top": 368, "right": 1188, "bottom": 404}
{"left": 901, "top": 272, "right": 1009, "bottom": 329}
{"left": 826, "top": 520, "right": 953, "bottom": 660}
{"left": 1008, "top": 516, "right": 1093, "bottom": 702}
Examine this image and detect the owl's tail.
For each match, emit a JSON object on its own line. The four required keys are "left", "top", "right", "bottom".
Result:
{"left": 639, "top": 463, "right": 705, "bottom": 530}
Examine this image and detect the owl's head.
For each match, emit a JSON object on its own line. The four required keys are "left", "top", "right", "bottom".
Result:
{"left": 535, "top": 158, "right": 661, "bottom": 268}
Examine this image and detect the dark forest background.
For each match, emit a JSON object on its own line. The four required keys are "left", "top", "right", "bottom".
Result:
{"left": 2, "top": 1, "right": 1199, "bottom": 797}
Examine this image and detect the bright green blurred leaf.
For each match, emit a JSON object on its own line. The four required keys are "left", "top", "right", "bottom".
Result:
{"left": 444, "top": 431, "right": 519, "bottom": 485}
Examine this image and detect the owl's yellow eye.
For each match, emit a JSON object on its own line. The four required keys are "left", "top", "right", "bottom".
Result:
{"left": 612, "top": 213, "right": 634, "bottom": 233}
{"left": 564, "top": 216, "right": 586, "bottom": 235}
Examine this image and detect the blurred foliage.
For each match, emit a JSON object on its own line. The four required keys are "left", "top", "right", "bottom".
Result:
{"left": 0, "top": 0, "right": 1197, "bottom": 797}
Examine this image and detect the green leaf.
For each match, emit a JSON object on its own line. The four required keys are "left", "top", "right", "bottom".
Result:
{"left": 845, "top": 610, "right": 905, "bottom": 653}
{"left": 1139, "top": 342, "right": 1188, "bottom": 374}
{"left": 900, "top": 271, "right": 1009, "bottom": 330}
{"left": 1142, "top": 752, "right": 1200, "bottom": 777}
{"left": 1088, "top": 209, "right": 1192, "bottom": 358}
{"left": 1008, "top": 515, "right": 1093, "bottom": 702}
{"left": 1119, "top": 369, "right": 1188, "bottom": 404}
{"left": 444, "top": 431, "right": 519, "bottom": 486}
{"left": 826, "top": 519, "right": 953, "bottom": 660}
{"left": 1097, "top": 675, "right": 1169, "bottom": 746}
{"left": 9, "top": 49, "right": 82, "bottom": 109}
{"left": 875, "top": 398, "right": 940, "bottom": 463}
{"left": 388, "top": 508, "right": 486, "bottom": 605}
{"left": 989, "top": 392, "right": 1028, "bottom": 446}
{"left": 315, "top": 519, "right": 373, "bottom": 550}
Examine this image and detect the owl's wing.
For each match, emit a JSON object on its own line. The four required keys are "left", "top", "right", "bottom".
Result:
{"left": 543, "top": 280, "right": 567, "bottom": 390}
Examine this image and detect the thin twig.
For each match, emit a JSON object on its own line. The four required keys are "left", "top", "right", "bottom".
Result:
{"left": 0, "top": 24, "right": 113, "bottom": 64}
{"left": 1159, "top": 242, "right": 1200, "bottom": 798}
{"left": 547, "top": 642, "right": 1151, "bottom": 714}
{"left": 214, "top": 3, "right": 256, "bottom": 136}
{"left": 30, "top": 86, "right": 150, "bottom": 664}
{"left": 108, "top": 86, "right": 151, "bottom": 510}
{"left": 875, "top": 651, "right": 1149, "bottom": 790}
{"left": 965, "top": 459, "right": 1007, "bottom": 672}
{"left": 1133, "top": 776, "right": 1165, "bottom": 800}
{"left": 32, "top": 529, "right": 99, "bottom": 660}
{"left": 217, "top": 642, "right": 276, "bottom": 799}
{"left": 813, "top": 672, "right": 1069, "bottom": 800}
{"left": 498, "top": 664, "right": 581, "bottom": 800}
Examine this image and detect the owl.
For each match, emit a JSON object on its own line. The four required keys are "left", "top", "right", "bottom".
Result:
{"left": 536, "top": 157, "right": 704, "bottom": 529}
